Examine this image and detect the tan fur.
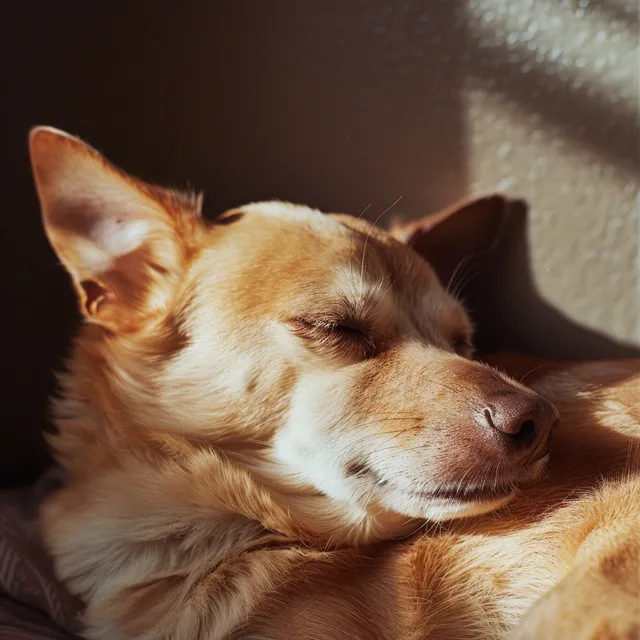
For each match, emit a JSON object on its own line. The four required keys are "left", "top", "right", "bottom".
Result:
{"left": 29, "top": 128, "right": 639, "bottom": 639}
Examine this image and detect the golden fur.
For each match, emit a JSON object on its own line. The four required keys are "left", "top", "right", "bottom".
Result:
{"left": 29, "top": 127, "right": 639, "bottom": 639}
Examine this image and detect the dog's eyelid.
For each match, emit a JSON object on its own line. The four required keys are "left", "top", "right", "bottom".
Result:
{"left": 333, "top": 318, "right": 368, "bottom": 335}
{"left": 288, "top": 315, "right": 377, "bottom": 359}
{"left": 289, "top": 314, "right": 366, "bottom": 334}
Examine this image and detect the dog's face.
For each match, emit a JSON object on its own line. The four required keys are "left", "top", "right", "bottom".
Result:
{"left": 30, "top": 127, "right": 557, "bottom": 535}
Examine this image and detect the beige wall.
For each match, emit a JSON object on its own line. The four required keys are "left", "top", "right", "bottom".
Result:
{"left": 465, "top": 0, "right": 639, "bottom": 348}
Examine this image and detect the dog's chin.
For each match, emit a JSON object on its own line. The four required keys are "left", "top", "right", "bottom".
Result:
{"left": 381, "top": 485, "right": 516, "bottom": 522}
{"left": 379, "top": 455, "right": 550, "bottom": 522}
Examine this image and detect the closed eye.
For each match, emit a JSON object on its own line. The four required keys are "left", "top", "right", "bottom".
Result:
{"left": 289, "top": 316, "right": 377, "bottom": 360}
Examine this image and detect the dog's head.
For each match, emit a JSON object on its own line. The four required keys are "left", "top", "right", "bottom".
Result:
{"left": 30, "top": 127, "right": 557, "bottom": 542}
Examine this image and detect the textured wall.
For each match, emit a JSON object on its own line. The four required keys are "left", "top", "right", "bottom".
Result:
{"left": 2, "top": 0, "right": 639, "bottom": 484}
{"left": 464, "top": 0, "right": 640, "bottom": 351}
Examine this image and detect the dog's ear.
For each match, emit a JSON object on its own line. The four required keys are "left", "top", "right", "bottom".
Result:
{"left": 389, "top": 194, "right": 508, "bottom": 287}
{"left": 29, "top": 126, "right": 202, "bottom": 332}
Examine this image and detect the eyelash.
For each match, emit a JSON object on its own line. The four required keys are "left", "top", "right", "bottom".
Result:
{"left": 290, "top": 317, "right": 376, "bottom": 359}
{"left": 291, "top": 317, "right": 471, "bottom": 361}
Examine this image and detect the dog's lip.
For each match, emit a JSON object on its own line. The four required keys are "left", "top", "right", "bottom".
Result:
{"left": 401, "top": 445, "right": 553, "bottom": 503}
{"left": 396, "top": 483, "right": 515, "bottom": 503}
{"left": 375, "top": 439, "right": 554, "bottom": 504}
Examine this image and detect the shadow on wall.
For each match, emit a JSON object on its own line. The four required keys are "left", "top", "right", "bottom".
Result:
{"left": 462, "top": 0, "right": 639, "bottom": 177}
{"left": 590, "top": 0, "right": 639, "bottom": 32}
{"left": 463, "top": 38, "right": 638, "bottom": 178}
{"left": 467, "top": 200, "right": 640, "bottom": 360}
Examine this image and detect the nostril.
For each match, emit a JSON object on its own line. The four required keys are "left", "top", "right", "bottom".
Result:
{"left": 508, "top": 419, "right": 537, "bottom": 449}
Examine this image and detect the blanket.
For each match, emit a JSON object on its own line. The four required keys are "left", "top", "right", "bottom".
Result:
{"left": 0, "top": 470, "right": 82, "bottom": 639}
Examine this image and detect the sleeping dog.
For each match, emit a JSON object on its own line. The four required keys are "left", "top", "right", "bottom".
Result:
{"left": 30, "top": 127, "right": 639, "bottom": 639}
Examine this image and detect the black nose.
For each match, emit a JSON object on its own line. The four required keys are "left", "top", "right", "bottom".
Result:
{"left": 482, "top": 394, "right": 557, "bottom": 450}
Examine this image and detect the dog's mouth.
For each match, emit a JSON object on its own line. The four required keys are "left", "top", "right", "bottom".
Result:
{"left": 402, "top": 450, "right": 551, "bottom": 505}
{"left": 372, "top": 447, "right": 551, "bottom": 509}
{"left": 408, "top": 484, "right": 516, "bottom": 503}
{"left": 427, "top": 433, "right": 552, "bottom": 503}
{"left": 372, "top": 472, "right": 518, "bottom": 507}
{"left": 352, "top": 433, "right": 552, "bottom": 516}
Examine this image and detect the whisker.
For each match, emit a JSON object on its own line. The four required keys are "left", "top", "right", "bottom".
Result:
{"left": 340, "top": 419, "right": 424, "bottom": 450}
{"left": 357, "top": 202, "right": 373, "bottom": 222}
{"left": 446, "top": 256, "right": 478, "bottom": 299}
{"left": 360, "top": 195, "right": 403, "bottom": 282}
{"left": 518, "top": 363, "right": 556, "bottom": 383}
{"left": 448, "top": 264, "right": 480, "bottom": 302}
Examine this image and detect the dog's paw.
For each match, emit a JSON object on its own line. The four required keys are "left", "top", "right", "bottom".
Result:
{"left": 512, "top": 613, "right": 639, "bottom": 640}
{"left": 509, "top": 570, "right": 639, "bottom": 640}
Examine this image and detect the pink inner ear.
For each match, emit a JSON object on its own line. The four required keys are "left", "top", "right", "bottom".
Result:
{"left": 80, "top": 279, "right": 108, "bottom": 316}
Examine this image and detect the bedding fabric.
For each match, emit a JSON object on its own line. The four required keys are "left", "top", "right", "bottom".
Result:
{"left": 0, "top": 470, "right": 82, "bottom": 639}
